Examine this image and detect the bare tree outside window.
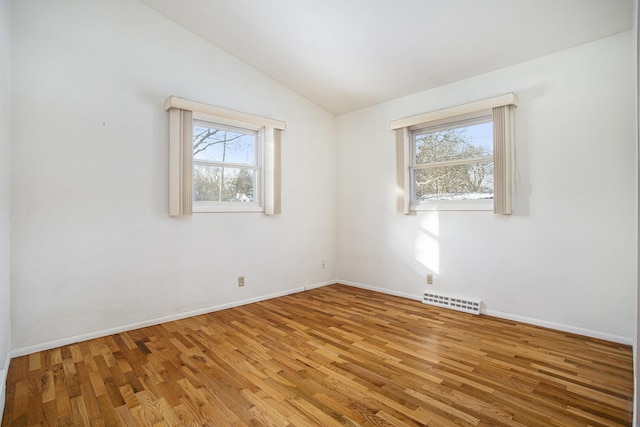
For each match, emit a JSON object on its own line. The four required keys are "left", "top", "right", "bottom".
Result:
{"left": 413, "top": 122, "right": 493, "bottom": 201}
{"left": 192, "top": 123, "right": 257, "bottom": 203}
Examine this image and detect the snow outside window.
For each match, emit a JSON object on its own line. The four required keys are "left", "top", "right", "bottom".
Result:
{"left": 410, "top": 114, "right": 494, "bottom": 209}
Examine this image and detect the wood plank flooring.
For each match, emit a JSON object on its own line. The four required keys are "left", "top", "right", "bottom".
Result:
{"left": 2, "top": 284, "right": 634, "bottom": 426}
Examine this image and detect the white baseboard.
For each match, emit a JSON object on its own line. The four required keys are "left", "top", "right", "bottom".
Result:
{"left": 337, "top": 280, "right": 423, "bottom": 302}
{"left": 11, "top": 281, "right": 336, "bottom": 358}
{"left": 483, "top": 309, "right": 633, "bottom": 346}
{"left": 338, "top": 280, "right": 633, "bottom": 346}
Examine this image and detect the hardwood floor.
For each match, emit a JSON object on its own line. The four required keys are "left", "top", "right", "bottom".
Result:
{"left": 2, "top": 284, "right": 634, "bottom": 426}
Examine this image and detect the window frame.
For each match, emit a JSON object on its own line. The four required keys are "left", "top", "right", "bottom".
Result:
{"left": 409, "top": 111, "right": 495, "bottom": 212}
{"left": 191, "top": 113, "right": 264, "bottom": 213}
{"left": 165, "top": 96, "right": 285, "bottom": 216}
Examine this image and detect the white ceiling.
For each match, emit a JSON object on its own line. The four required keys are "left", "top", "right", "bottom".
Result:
{"left": 138, "top": 0, "right": 634, "bottom": 115}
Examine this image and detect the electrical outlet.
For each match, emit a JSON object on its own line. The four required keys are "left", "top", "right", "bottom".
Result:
{"left": 238, "top": 276, "right": 245, "bottom": 287}
{"left": 427, "top": 274, "right": 433, "bottom": 285}
{"left": 321, "top": 260, "right": 326, "bottom": 269}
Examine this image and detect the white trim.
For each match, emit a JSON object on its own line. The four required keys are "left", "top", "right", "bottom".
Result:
{"left": 412, "top": 156, "right": 492, "bottom": 170}
{"left": 484, "top": 309, "right": 634, "bottom": 346}
{"left": 10, "top": 281, "right": 336, "bottom": 358}
{"left": 337, "top": 280, "right": 633, "bottom": 345}
{"left": 193, "top": 203, "right": 264, "bottom": 213}
{"left": 412, "top": 200, "right": 493, "bottom": 211}
{"left": 165, "top": 96, "right": 286, "bottom": 130}
{"left": 337, "top": 280, "right": 423, "bottom": 302}
{"left": 301, "top": 280, "right": 334, "bottom": 292}
{"left": 390, "top": 93, "right": 518, "bottom": 130}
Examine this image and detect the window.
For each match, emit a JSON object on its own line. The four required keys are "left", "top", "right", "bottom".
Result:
{"left": 411, "top": 114, "right": 493, "bottom": 205}
{"left": 391, "top": 93, "right": 517, "bottom": 214}
{"left": 165, "top": 96, "right": 285, "bottom": 216}
{"left": 192, "top": 117, "right": 261, "bottom": 210}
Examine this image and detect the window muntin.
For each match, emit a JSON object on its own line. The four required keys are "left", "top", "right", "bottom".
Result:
{"left": 192, "top": 120, "right": 262, "bottom": 207}
{"left": 410, "top": 115, "right": 494, "bottom": 203}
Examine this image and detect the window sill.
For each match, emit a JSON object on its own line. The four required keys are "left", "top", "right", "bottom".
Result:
{"left": 193, "top": 203, "right": 265, "bottom": 213}
{"left": 411, "top": 200, "right": 493, "bottom": 212}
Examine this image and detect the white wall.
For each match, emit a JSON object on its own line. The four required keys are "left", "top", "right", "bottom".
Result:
{"left": 10, "top": 0, "right": 338, "bottom": 351}
{"left": 0, "top": 0, "right": 11, "bottom": 413}
{"left": 337, "top": 31, "right": 637, "bottom": 342}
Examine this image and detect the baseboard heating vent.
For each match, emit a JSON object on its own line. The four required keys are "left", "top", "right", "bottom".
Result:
{"left": 423, "top": 292, "right": 481, "bottom": 315}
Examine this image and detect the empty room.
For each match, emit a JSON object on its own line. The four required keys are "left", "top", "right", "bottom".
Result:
{"left": 0, "top": 0, "right": 639, "bottom": 426}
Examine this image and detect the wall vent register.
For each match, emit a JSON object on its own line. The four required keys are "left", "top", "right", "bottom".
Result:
{"left": 423, "top": 292, "right": 481, "bottom": 315}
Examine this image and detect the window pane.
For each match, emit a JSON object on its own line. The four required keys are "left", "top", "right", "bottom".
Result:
{"left": 414, "top": 162, "right": 494, "bottom": 201}
{"left": 193, "top": 123, "right": 256, "bottom": 165}
{"left": 194, "top": 164, "right": 256, "bottom": 202}
{"left": 414, "top": 121, "right": 492, "bottom": 165}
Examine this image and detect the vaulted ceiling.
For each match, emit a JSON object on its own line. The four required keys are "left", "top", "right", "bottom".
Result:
{"left": 138, "top": 0, "right": 634, "bottom": 115}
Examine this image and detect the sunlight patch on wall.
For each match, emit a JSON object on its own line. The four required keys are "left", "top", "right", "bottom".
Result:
{"left": 415, "top": 212, "right": 440, "bottom": 274}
